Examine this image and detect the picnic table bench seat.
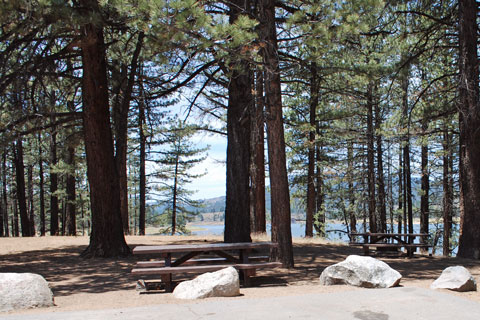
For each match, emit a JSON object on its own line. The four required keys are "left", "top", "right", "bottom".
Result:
{"left": 132, "top": 261, "right": 282, "bottom": 276}
{"left": 348, "top": 232, "right": 431, "bottom": 257}
{"left": 132, "top": 242, "right": 280, "bottom": 292}
{"left": 349, "top": 243, "right": 431, "bottom": 248}
{"left": 135, "top": 255, "right": 270, "bottom": 268}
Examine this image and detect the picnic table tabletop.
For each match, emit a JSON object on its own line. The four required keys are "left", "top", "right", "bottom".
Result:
{"left": 133, "top": 241, "right": 278, "bottom": 255}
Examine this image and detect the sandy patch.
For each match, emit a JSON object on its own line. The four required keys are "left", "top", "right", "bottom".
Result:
{"left": 0, "top": 235, "right": 479, "bottom": 315}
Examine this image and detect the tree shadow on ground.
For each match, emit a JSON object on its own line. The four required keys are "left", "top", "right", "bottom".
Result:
{"left": 0, "top": 240, "right": 478, "bottom": 298}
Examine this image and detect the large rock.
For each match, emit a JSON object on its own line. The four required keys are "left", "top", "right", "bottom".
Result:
{"left": 319, "top": 255, "right": 402, "bottom": 288}
{"left": 431, "top": 266, "right": 477, "bottom": 292}
{"left": 173, "top": 267, "right": 240, "bottom": 299}
{"left": 0, "top": 273, "right": 54, "bottom": 312}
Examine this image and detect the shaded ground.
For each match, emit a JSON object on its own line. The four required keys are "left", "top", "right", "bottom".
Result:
{"left": 0, "top": 235, "right": 479, "bottom": 315}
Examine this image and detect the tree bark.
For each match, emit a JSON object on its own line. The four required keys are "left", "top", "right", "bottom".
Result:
{"left": 171, "top": 155, "right": 179, "bottom": 235}
{"left": 259, "top": 0, "right": 294, "bottom": 267}
{"left": 13, "top": 139, "right": 32, "bottom": 237}
{"left": 366, "top": 84, "right": 377, "bottom": 233}
{"left": 306, "top": 62, "right": 318, "bottom": 237}
{"left": 314, "top": 128, "right": 325, "bottom": 236}
{"left": 27, "top": 165, "right": 35, "bottom": 236}
{"left": 1, "top": 152, "right": 8, "bottom": 237}
{"left": 420, "top": 120, "right": 430, "bottom": 253}
{"left": 138, "top": 85, "right": 146, "bottom": 236}
{"left": 113, "top": 32, "right": 144, "bottom": 235}
{"left": 250, "top": 68, "right": 266, "bottom": 234}
{"left": 65, "top": 142, "right": 76, "bottom": 236}
{"left": 457, "top": 0, "right": 480, "bottom": 260}
{"left": 347, "top": 140, "right": 357, "bottom": 236}
{"left": 224, "top": 0, "right": 253, "bottom": 243}
{"left": 80, "top": 0, "right": 130, "bottom": 257}
{"left": 374, "top": 87, "right": 387, "bottom": 233}
{"left": 38, "top": 133, "right": 46, "bottom": 236}
{"left": 401, "top": 67, "right": 413, "bottom": 241}
{"left": 397, "top": 147, "right": 403, "bottom": 234}
{"left": 13, "top": 198, "right": 19, "bottom": 237}
{"left": 49, "top": 127, "right": 59, "bottom": 236}
{"left": 442, "top": 126, "right": 453, "bottom": 256}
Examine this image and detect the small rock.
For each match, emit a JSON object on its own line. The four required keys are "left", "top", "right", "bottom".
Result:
{"left": 319, "top": 255, "right": 402, "bottom": 288}
{"left": 431, "top": 266, "right": 477, "bottom": 292}
{"left": 0, "top": 273, "right": 54, "bottom": 312}
{"left": 173, "top": 267, "right": 240, "bottom": 299}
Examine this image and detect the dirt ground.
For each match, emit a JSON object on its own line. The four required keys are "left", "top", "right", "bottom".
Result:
{"left": 0, "top": 235, "right": 479, "bottom": 315}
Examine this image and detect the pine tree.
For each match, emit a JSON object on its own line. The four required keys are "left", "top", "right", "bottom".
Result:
{"left": 153, "top": 119, "right": 208, "bottom": 235}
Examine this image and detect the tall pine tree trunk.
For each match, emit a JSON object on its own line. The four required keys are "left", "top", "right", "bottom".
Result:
{"left": 138, "top": 68, "right": 146, "bottom": 236}
{"left": 224, "top": 0, "right": 252, "bottom": 243}
{"left": 306, "top": 62, "right": 318, "bottom": 237}
{"left": 401, "top": 66, "right": 413, "bottom": 241}
{"left": 13, "top": 198, "right": 19, "bottom": 237}
{"left": 27, "top": 165, "right": 35, "bottom": 236}
{"left": 38, "top": 133, "right": 46, "bottom": 236}
{"left": 13, "top": 139, "right": 32, "bottom": 236}
{"left": 457, "top": 0, "right": 480, "bottom": 259}
{"left": 420, "top": 120, "right": 430, "bottom": 253}
{"left": 374, "top": 87, "right": 387, "bottom": 233}
{"left": 314, "top": 127, "right": 325, "bottom": 236}
{"left": 171, "top": 156, "right": 179, "bottom": 235}
{"left": 80, "top": 0, "right": 130, "bottom": 257}
{"left": 259, "top": 0, "right": 293, "bottom": 267}
{"left": 113, "top": 32, "right": 144, "bottom": 235}
{"left": 442, "top": 125, "right": 453, "bottom": 256}
{"left": 397, "top": 147, "right": 403, "bottom": 234}
{"left": 366, "top": 84, "right": 377, "bottom": 233}
{"left": 250, "top": 69, "right": 266, "bottom": 234}
{"left": 347, "top": 141, "right": 357, "bottom": 236}
{"left": 50, "top": 127, "right": 59, "bottom": 236}
{"left": 66, "top": 142, "right": 76, "bottom": 236}
{"left": 1, "top": 152, "right": 8, "bottom": 237}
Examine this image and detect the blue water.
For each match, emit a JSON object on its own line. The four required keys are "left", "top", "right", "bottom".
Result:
{"left": 190, "top": 223, "right": 349, "bottom": 241}
{"left": 190, "top": 222, "right": 458, "bottom": 256}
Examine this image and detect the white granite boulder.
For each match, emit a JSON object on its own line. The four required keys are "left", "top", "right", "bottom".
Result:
{"left": 319, "top": 255, "right": 402, "bottom": 288}
{"left": 431, "top": 266, "right": 477, "bottom": 292}
{"left": 0, "top": 273, "right": 54, "bottom": 312}
{"left": 173, "top": 267, "right": 240, "bottom": 299}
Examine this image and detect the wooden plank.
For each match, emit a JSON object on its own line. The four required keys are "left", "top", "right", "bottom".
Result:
{"left": 136, "top": 258, "right": 228, "bottom": 268}
{"left": 355, "top": 243, "right": 430, "bottom": 248}
{"left": 132, "top": 261, "right": 282, "bottom": 275}
{"left": 133, "top": 242, "right": 278, "bottom": 255}
{"left": 132, "top": 264, "right": 234, "bottom": 275}
{"left": 349, "top": 233, "right": 428, "bottom": 237}
{"left": 135, "top": 256, "right": 270, "bottom": 268}
{"left": 235, "top": 262, "right": 282, "bottom": 269}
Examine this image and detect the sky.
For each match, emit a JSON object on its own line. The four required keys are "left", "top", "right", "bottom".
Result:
{"left": 186, "top": 129, "right": 227, "bottom": 200}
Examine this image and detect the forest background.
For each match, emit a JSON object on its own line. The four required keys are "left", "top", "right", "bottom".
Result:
{"left": 1, "top": 0, "right": 480, "bottom": 265}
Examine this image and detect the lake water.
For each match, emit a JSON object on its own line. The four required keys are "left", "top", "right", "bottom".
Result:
{"left": 189, "top": 222, "right": 458, "bottom": 255}
{"left": 190, "top": 223, "right": 354, "bottom": 242}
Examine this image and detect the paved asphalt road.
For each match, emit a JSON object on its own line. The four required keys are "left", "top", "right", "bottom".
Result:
{"left": 1, "top": 287, "right": 479, "bottom": 320}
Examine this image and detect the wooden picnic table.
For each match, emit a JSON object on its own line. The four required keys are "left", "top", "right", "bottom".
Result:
{"left": 349, "top": 232, "right": 430, "bottom": 257}
{"left": 132, "top": 242, "right": 281, "bottom": 292}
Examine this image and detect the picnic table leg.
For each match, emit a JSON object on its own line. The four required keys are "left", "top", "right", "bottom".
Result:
{"left": 362, "top": 245, "right": 370, "bottom": 256}
{"left": 161, "top": 274, "right": 173, "bottom": 292}
{"left": 242, "top": 269, "right": 255, "bottom": 287}
{"left": 162, "top": 253, "right": 173, "bottom": 292}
